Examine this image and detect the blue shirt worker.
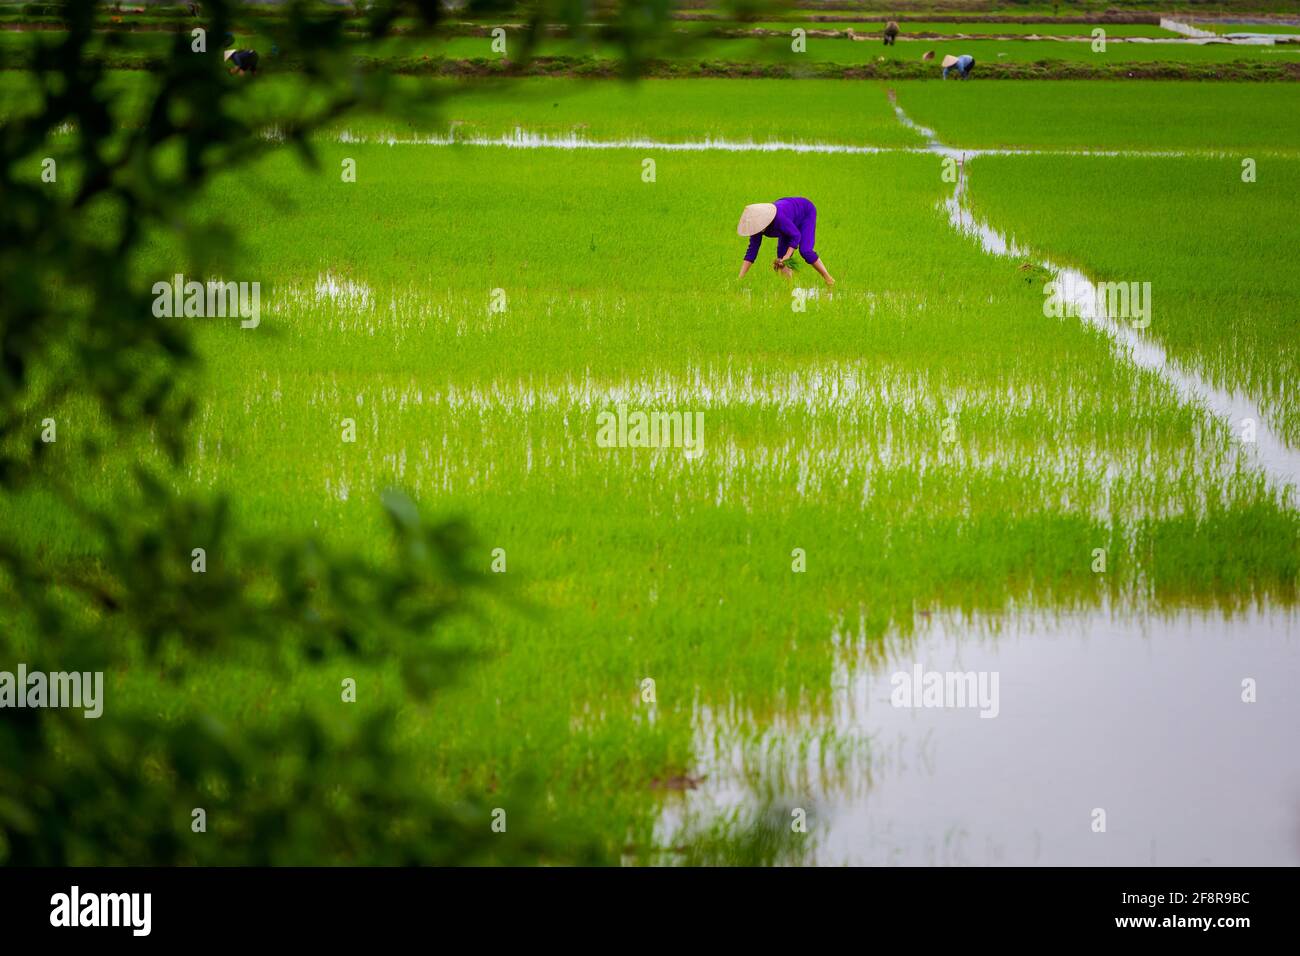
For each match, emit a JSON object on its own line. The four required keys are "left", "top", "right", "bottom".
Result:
{"left": 942, "top": 54, "right": 975, "bottom": 80}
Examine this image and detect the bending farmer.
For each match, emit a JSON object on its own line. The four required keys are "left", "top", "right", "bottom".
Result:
{"left": 736, "top": 198, "right": 835, "bottom": 287}
{"left": 224, "top": 48, "right": 259, "bottom": 75}
{"left": 942, "top": 54, "right": 975, "bottom": 80}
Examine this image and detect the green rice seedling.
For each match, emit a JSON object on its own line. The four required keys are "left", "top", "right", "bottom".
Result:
{"left": 892, "top": 80, "right": 1300, "bottom": 153}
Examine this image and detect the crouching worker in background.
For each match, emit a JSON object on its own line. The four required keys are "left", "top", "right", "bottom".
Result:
{"left": 736, "top": 198, "right": 835, "bottom": 287}
{"left": 224, "top": 48, "right": 259, "bottom": 75}
{"left": 942, "top": 54, "right": 975, "bottom": 80}
{"left": 884, "top": 21, "right": 899, "bottom": 45}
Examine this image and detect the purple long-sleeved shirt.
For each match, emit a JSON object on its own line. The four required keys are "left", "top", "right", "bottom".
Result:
{"left": 744, "top": 196, "right": 818, "bottom": 264}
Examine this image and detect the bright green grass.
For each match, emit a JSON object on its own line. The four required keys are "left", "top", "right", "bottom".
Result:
{"left": 10, "top": 128, "right": 1299, "bottom": 858}
{"left": 279, "top": 75, "right": 927, "bottom": 146}
{"left": 966, "top": 154, "right": 1300, "bottom": 447}
{"left": 893, "top": 80, "right": 1300, "bottom": 152}
{"left": 0, "top": 70, "right": 927, "bottom": 146}
{"left": 336, "top": 76, "right": 928, "bottom": 144}
{"left": 343, "top": 77, "right": 1300, "bottom": 150}
{"left": 9, "top": 72, "right": 1300, "bottom": 157}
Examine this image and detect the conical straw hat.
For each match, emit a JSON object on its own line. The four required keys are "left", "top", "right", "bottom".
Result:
{"left": 941, "top": 54, "right": 959, "bottom": 68}
{"left": 737, "top": 203, "right": 777, "bottom": 237}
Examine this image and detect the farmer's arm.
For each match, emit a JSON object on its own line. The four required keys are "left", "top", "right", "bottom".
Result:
{"left": 774, "top": 212, "right": 800, "bottom": 262}
{"left": 739, "top": 234, "right": 762, "bottom": 277}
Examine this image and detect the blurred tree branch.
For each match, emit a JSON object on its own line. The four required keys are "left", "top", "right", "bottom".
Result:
{"left": 0, "top": 0, "right": 656, "bottom": 865}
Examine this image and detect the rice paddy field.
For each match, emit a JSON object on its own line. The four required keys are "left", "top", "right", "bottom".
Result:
{"left": 4, "top": 30, "right": 1298, "bottom": 65}
{"left": 4, "top": 12, "right": 1300, "bottom": 76}
{"left": 2, "top": 3, "right": 1299, "bottom": 870}
{"left": 430, "top": 34, "right": 1300, "bottom": 65}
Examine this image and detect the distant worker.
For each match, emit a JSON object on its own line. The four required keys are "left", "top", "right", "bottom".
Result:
{"left": 884, "top": 21, "right": 899, "bottom": 46}
{"left": 922, "top": 50, "right": 936, "bottom": 62}
{"left": 942, "top": 53, "right": 975, "bottom": 80}
{"left": 224, "top": 48, "right": 259, "bottom": 75}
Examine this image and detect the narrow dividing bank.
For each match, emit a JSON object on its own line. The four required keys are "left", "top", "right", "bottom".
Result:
{"left": 889, "top": 95, "right": 1300, "bottom": 494}
{"left": 1159, "top": 18, "right": 1300, "bottom": 44}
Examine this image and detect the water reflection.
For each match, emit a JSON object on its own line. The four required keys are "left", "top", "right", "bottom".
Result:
{"left": 668, "top": 605, "right": 1300, "bottom": 865}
